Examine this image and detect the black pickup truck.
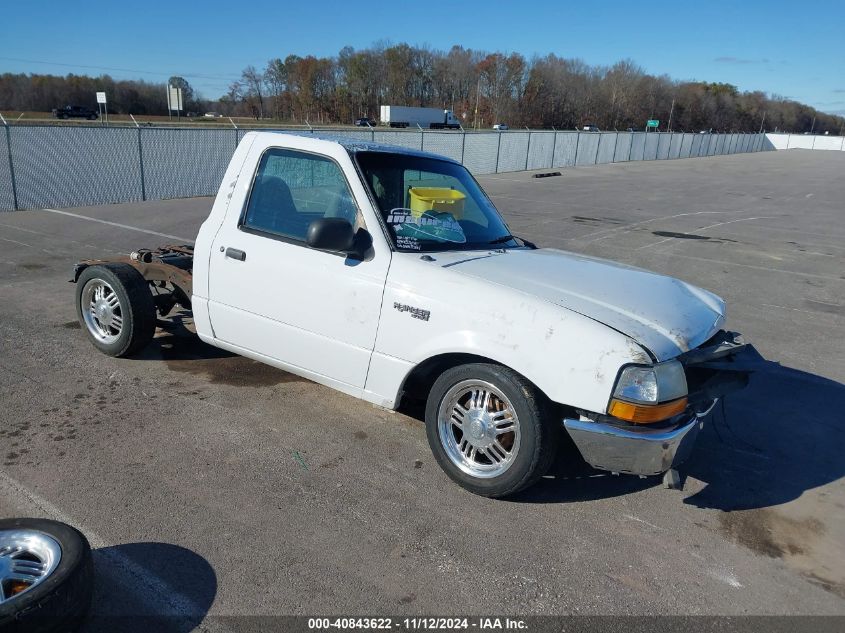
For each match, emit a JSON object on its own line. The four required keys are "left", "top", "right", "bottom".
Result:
{"left": 52, "top": 105, "right": 99, "bottom": 120}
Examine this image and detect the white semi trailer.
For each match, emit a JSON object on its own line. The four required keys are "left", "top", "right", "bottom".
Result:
{"left": 379, "top": 105, "right": 461, "bottom": 129}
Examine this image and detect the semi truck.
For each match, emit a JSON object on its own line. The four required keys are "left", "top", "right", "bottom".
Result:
{"left": 379, "top": 105, "right": 461, "bottom": 129}
{"left": 71, "top": 131, "right": 753, "bottom": 498}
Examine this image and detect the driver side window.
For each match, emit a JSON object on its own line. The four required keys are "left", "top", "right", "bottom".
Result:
{"left": 242, "top": 148, "right": 361, "bottom": 242}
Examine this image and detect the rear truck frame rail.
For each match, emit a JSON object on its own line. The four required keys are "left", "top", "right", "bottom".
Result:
{"left": 72, "top": 244, "right": 194, "bottom": 317}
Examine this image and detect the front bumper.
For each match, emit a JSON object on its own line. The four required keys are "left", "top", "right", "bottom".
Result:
{"left": 564, "top": 331, "right": 761, "bottom": 476}
{"left": 563, "top": 403, "right": 714, "bottom": 476}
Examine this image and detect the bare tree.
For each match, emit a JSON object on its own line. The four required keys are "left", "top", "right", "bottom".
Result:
{"left": 240, "top": 65, "right": 265, "bottom": 119}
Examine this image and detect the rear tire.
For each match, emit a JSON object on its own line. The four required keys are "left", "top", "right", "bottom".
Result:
{"left": 75, "top": 263, "right": 156, "bottom": 357}
{"left": 425, "top": 363, "right": 560, "bottom": 498}
{"left": 0, "top": 518, "right": 94, "bottom": 633}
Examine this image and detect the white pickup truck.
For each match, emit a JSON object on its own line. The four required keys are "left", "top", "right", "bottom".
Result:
{"left": 72, "top": 131, "right": 751, "bottom": 497}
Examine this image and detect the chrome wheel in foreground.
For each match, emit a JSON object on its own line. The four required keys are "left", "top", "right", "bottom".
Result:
{"left": 437, "top": 380, "right": 521, "bottom": 478}
{"left": 81, "top": 278, "right": 123, "bottom": 344}
{"left": 0, "top": 529, "right": 62, "bottom": 603}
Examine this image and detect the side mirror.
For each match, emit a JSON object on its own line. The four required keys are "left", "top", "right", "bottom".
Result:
{"left": 307, "top": 218, "right": 360, "bottom": 255}
{"left": 307, "top": 218, "right": 373, "bottom": 260}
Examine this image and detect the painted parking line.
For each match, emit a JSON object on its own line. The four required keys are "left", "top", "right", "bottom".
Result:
{"left": 42, "top": 208, "right": 192, "bottom": 243}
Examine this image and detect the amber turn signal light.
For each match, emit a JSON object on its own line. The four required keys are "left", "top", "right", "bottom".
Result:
{"left": 608, "top": 397, "right": 688, "bottom": 424}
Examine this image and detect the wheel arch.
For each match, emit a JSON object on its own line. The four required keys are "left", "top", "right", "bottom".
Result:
{"left": 397, "top": 352, "right": 574, "bottom": 418}
{"left": 399, "top": 352, "right": 498, "bottom": 406}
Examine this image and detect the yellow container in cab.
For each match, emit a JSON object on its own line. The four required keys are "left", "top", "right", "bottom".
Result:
{"left": 408, "top": 187, "right": 466, "bottom": 219}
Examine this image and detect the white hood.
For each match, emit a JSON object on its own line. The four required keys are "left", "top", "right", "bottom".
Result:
{"left": 433, "top": 248, "right": 725, "bottom": 361}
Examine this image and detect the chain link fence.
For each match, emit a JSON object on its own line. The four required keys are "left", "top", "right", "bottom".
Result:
{"left": 0, "top": 127, "right": 15, "bottom": 211}
{"left": 0, "top": 125, "right": 769, "bottom": 211}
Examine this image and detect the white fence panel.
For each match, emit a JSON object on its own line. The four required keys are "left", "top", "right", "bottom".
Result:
{"left": 680, "top": 133, "right": 694, "bottom": 158}
{"left": 668, "top": 133, "right": 683, "bottom": 159}
{"left": 644, "top": 133, "right": 659, "bottom": 160}
{"left": 709, "top": 135, "right": 721, "bottom": 155}
{"left": 656, "top": 133, "right": 671, "bottom": 159}
{"left": 575, "top": 133, "right": 600, "bottom": 166}
{"left": 421, "top": 132, "right": 463, "bottom": 162}
{"left": 497, "top": 132, "right": 530, "bottom": 172}
{"left": 764, "top": 133, "right": 845, "bottom": 150}
{"left": 141, "top": 128, "right": 235, "bottom": 200}
{"left": 630, "top": 133, "right": 646, "bottom": 161}
{"left": 10, "top": 126, "right": 143, "bottom": 209}
{"left": 786, "top": 135, "right": 814, "bottom": 149}
{"left": 595, "top": 132, "right": 617, "bottom": 164}
{"left": 810, "top": 136, "right": 844, "bottom": 150}
{"left": 527, "top": 132, "right": 555, "bottom": 170}
{"left": 552, "top": 132, "right": 578, "bottom": 167}
{"left": 613, "top": 132, "right": 633, "bottom": 162}
{"left": 765, "top": 133, "right": 789, "bottom": 149}
{"left": 462, "top": 134, "right": 499, "bottom": 175}
{"left": 373, "top": 130, "right": 422, "bottom": 150}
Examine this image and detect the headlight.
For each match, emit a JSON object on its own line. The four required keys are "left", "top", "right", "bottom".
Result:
{"left": 613, "top": 361, "right": 687, "bottom": 403}
{"left": 608, "top": 360, "right": 688, "bottom": 424}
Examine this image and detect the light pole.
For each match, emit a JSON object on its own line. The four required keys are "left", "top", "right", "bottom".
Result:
{"left": 667, "top": 98, "right": 675, "bottom": 132}
{"left": 473, "top": 77, "right": 481, "bottom": 131}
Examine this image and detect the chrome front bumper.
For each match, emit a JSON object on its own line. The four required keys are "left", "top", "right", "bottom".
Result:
{"left": 563, "top": 404, "right": 715, "bottom": 476}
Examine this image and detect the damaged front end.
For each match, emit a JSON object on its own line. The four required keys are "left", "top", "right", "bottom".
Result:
{"left": 564, "top": 330, "right": 760, "bottom": 476}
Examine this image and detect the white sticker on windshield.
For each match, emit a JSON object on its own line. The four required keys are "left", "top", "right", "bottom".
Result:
{"left": 386, "top": 208, "right": 466, "bottom": 244}
{"left": 396, "top": 235, "right": 422, "bottom": 250}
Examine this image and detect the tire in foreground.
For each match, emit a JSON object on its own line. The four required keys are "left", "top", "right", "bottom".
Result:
{"left": 0, "top": 518, "right": 94, "bottom": 633}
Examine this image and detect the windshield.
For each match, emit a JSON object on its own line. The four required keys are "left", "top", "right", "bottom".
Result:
{"left": 356, "top": 151, "right": 518, "bottom": 252}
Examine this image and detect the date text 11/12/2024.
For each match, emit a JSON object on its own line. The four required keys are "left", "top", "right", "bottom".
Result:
{"left": 307, "top": 617, "right": 528, "bottom": 630}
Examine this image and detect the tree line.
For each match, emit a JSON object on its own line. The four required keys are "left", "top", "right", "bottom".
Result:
{"left": 1, "top": 42, "right": 842, "bottom": 134}
{"left": 229, "top": 44, "right": 841, "bottom": 133}
{"left": 0, "top": 73, "right": 204, "bottom": 116}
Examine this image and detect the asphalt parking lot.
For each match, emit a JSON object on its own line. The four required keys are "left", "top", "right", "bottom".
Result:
{"left": 0, "top": 149, "right": 843, "bottom": 627}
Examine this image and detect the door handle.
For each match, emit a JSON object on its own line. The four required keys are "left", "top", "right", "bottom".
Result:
{"left": 224, "top": 247, "right": 246, "bottom": 261}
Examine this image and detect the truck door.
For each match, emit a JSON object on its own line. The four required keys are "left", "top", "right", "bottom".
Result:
{"left": 206, "top": 145, "right": 389, "bottom": 393}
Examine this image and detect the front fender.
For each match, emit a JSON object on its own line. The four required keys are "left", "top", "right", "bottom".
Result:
{"left": 374, "top": 258, "right": 650, "bottom": 414}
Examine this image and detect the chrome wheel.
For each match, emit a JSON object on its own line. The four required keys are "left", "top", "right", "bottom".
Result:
{"left": 437, "top": 379, "right": 521, "bottom": 478}
{"left": 81, "top": 278, "right": 123, "bottom": 344}
{"left": 0, "top": 529, "right": 62, "bottom": 603}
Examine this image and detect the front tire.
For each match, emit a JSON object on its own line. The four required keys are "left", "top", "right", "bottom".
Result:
{"left": 425, "top": 363, "right": 560, "bottom": 498}
{"left": 75, "top": 263, "right": 156, "bottom": 357}
{"left": 0, "top": 518, "right": 94, "bottom": 633}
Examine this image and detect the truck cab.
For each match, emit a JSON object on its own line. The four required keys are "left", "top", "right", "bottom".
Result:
{"left": 436, "top": 109, "right": 461, "bottom": 129}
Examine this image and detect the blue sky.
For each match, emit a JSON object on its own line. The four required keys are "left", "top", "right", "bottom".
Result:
{"left": 3, "top": 0, "right": 844, "bottom": 114}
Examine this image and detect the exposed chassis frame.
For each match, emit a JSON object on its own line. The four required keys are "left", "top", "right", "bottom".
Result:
{"left": 72, "top": 244, "right": 194, "bottom": 312}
